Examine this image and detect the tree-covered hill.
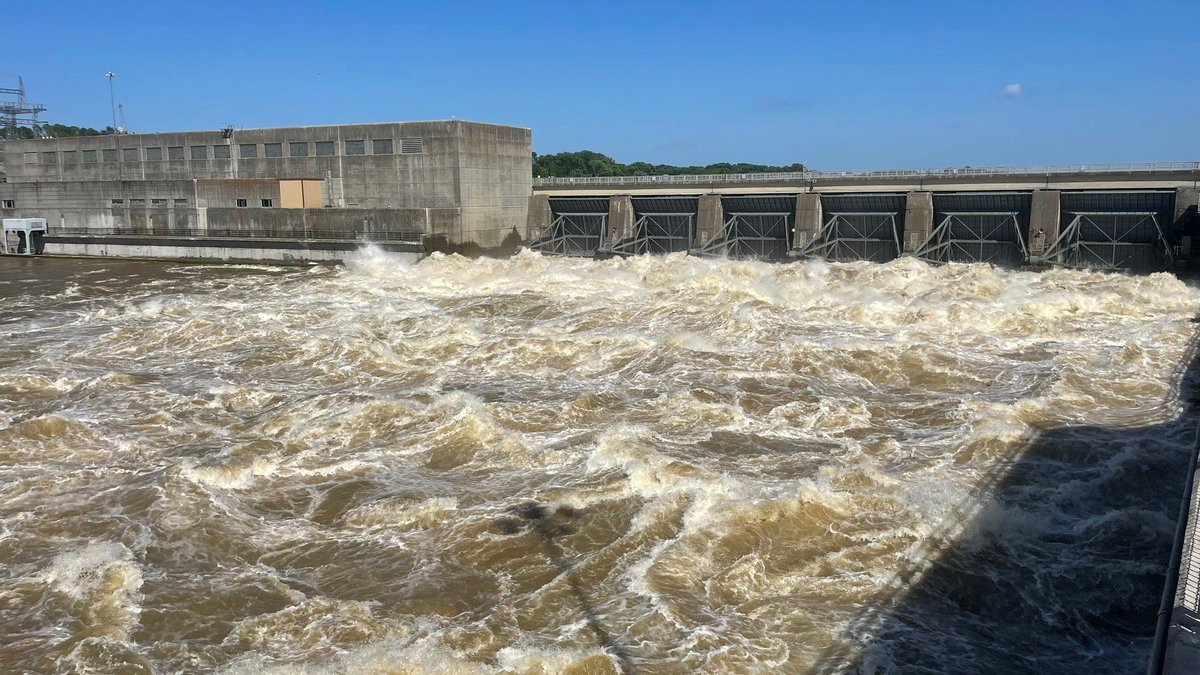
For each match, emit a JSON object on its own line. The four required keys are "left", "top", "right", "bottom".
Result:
{"left": 532, "top": 150, "right": 806, "bottom": 178}
{"left": 0, "top": 124, "right": 115, "bottom": 140}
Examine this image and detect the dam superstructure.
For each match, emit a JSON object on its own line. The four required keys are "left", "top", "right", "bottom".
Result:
{"left": 0, "top": 120, "right": 531, "bottom": 261}
{"left": 528, "top": 163, "right": 1200, "bottom": 271}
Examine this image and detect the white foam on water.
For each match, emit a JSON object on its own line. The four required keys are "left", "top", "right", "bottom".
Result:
{"left": 3, "top": 254, "right": 1199, "bottom": 673}
{"left": 41, "top": 541, "right": 144, "bottom": 639}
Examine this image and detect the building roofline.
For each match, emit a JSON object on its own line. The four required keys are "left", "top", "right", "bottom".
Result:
{"left": 3, "top": 119, "right": 531, "bottom": 145}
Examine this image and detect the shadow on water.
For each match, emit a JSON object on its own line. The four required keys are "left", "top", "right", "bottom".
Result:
{"left": 496, "top": 502, "right": 638, "bottom": 675}
{"left": 814, "top": 330, "right": 1200, "bottom": 674}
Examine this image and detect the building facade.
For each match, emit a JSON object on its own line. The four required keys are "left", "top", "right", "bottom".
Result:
{"left": 0, "top": 120, "right": 532, "bottom": 252}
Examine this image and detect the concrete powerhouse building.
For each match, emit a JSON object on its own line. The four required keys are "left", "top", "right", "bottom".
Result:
{"left": 0, "top": 120, "right": 532, "bottom": 260}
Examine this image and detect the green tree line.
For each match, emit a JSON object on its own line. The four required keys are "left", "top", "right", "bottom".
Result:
{"left": 0, "top": 124, "right": 115, "bottom": 140}
{"left": 532, "top": 150, "right": 806, "bottom": 178}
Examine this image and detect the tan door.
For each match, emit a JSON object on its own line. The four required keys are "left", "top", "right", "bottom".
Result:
{"left": 279, "top": 180, "right": 304, "bottom": 208}
{"left": 302, "top": 180, "right": 323, "bottom": 208}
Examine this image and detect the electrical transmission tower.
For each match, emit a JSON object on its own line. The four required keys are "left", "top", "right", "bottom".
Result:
{"left": 0, "top": 77, "right": 47, "bottom": 140}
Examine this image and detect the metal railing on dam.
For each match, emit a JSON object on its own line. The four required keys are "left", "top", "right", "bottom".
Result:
{"left": 533, "top": 161, "right": 1200, "bottom": 187}
{"left": 46, "top": 227, "right": 425, "bottom": 243}
{"left": 1150, "top": 330, "right": 1200, "bottom": 674}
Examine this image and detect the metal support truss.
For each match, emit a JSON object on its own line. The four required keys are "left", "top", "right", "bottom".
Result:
{"left": 1042, "top": 211, "right": 1172, "bottom": 270}
{"left": 528, "top": 213, "right": 607, "bottom": 256}
{"left": 696, "top": 212, "right": 791, "bottom": 259}
{"left": 911, "top": 212, "right": 1026, "bottom": 265}
{"left": 798, "top": 212, "right": 900, "bottom": 262}
{"left": 606, "top": 213, "right": 694, "bottom": 256}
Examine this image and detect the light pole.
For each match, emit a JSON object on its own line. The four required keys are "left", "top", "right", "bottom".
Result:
{"left": 105, "top": 72, "right": 117, "bottom": 133}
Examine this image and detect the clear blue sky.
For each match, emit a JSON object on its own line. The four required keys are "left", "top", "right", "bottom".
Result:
{"left": 6, "top": 0, "right": 1198, "bottom": 170}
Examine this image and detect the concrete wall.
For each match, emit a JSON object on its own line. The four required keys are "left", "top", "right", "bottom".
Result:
{"left": 696, "top": 194, "right": 723, "bottom": 249}
{"left": 793, "top": 193, "right": 822, "bottom": 252}
{"left": 903, "top": 192, "right": 933, "bottom": 252}
{"left": 202, "top": 207, "right": 451, "bottom": 238}
{"left": 456, "top": 122, "right": 532, "bottom": 248}
{"left": 1, "top": 119, "right": 532, "bottom": 251}
{"left": 45, "top": 238, "right": 423, "bottom": 264}
{"left": 526, "top": 194, "right": 552, "bottom": 240}
{"left": 607, "top": 195, "right": 633, "bottom": 246}
{"left": 1029, "top": 190, "right": 1061, "bottom": 256}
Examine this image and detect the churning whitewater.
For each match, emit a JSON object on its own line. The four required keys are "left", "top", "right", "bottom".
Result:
{"left": 1, "top": 250, "right": 1198, "bottom": 674}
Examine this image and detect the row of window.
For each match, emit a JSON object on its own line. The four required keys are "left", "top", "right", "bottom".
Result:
{"left": 24, "top": 137, "right": 425, "bottom": 165}
{"left": 2, "top": 198, "right": 189, "bottom": 208}
{"left": 110, "top": 198, "right": 189, "bottom": 206}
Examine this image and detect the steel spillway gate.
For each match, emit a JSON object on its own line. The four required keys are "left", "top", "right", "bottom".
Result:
{"left": 915, "top": 193, "right": 1032, "bottom": 266}
{"left": 800, "top": 194, "right": 906, "bottom": 262}
{"left": 1047, "top": 191, "right": 1176, "bottom": 271}
{"left": 530, "top": 198, "right": 610, "bottom": 256}
{"left": 608, "top": 197, "right": 697, "bottom": 255}
{"left": 699, "top": 196, "right": 795, "bottom": 259}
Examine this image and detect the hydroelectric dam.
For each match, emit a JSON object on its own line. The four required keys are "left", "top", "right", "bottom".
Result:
{"left": 527, "top": 163, "right": 1200, "bottom": 272}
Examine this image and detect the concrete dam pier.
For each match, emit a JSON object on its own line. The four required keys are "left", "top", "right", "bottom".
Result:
{"left": 528, "top": 164, "right": 1200, "bottom": 272}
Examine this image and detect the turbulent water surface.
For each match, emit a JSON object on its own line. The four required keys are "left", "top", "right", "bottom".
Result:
{"left": 1, "top": 250, "right": 1198, "bottom": 674}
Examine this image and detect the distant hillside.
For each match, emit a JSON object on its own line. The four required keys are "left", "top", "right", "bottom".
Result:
{"left": 0, "top": 124, "right": 116, "bottom": 140}
{"left": 533, "top": 150, "right": 805, "bottom": 178}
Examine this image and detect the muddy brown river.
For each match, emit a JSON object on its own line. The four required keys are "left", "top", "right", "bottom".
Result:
{"left": 0, "top": 250, "right": 1197, "bottom": 674}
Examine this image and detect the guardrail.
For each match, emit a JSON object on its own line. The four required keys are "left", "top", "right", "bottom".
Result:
{"left": 533, "top": 162, "right": 1200, "bottom": 187}
{"left": 46, "top": 227, "right": 424, "bottom": 242}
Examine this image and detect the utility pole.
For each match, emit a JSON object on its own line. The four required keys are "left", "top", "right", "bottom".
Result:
{"left": 105, "top": 71, "right": 117, "bottom": 132}
{"left": 106, "top": 71, "right": 123, "bottom": 183}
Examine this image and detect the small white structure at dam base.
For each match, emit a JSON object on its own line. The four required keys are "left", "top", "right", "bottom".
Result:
{"left": 2, "top": 218, "right": 47, "bottom": 255}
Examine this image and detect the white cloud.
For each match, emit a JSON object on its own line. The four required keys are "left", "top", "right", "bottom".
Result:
{"left": 1003, "top": 83, "right": 1022, "bottom": 98}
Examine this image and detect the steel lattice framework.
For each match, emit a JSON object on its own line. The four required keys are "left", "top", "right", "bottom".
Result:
{"left": 1044, "top": 211, "right": 1173, "bottom": 270}
{"left": 912, "top": 212, "right": 1026, "bottom": 265}
{"left": 798, "top": 212, "right": 900, "bottom": 262}
{"left": 528, "top": 213, "right": 607, "bottom": 256}
{"left": 698, "top": 212, "right": 792, "bottom": 259}
{"left": 607, "top": 213, "right": 694, "bottom": 256}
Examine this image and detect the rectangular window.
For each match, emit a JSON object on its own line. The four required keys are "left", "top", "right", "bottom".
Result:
{"left": 173, "top": 198, "right": 188, "bottom": 206}
{"left": 63, "top": 150, "right": 78, "bottom": 163}
{"left": 131, "top": 198, "right": 146, "bottom": 205}
{"left": 261, "top": 198, "right": 273, "bottom": 207}
{"left": 111, "top": 198, "right": 124, "bottom": 205}
{"left": 23, "top": 152, "right": 37, "bottom": 165}
{"left": 236, "top": 198, "right": 248, "bottom": 208}
{"left": 2, "top": 200, "right": 14, "bottom": 208}
{"left": 213, "top": 145, "right": 231, "bottom": 159}
{"left": 123, "top": 147, "right": 138, "bottom": 161}
{"left": 190, "top": 145, "right": 208, "bottom": 160}
{"left": 315, "top": 141, "right": 335, "bottom": 156}
{"left": 42, "top": 151, "right": 57, "bottom": 164}
{"left": 400, "top": 137, "right": 424, "bottom": 154}
{"left": 168, "top": 146, "right": 184, "bottom": 160}
{"left": 239, "top": 143, "right": 258, "bottom": 158}
{"left": 152, "top": 198, "right": 166, "bottom": 205}
{"left": 264, "top": 143, "right": 282, "bottom": 158}
{"left": 102, "top": 149, "right": 118, "bottom": 162}
{"left": 82, "top": 149, "right": 97, "bottom": 163}
{"left": 289, "top": 142, "right": 308, "bottom": 157}
{"left": 344, "top": 139, "right": 365, "bottom": 155}
{"left": 372, "top": 138, "right": 393, "bottom": 155}
{"left": 146, "top": 147, "right": 162, "bottom": 161}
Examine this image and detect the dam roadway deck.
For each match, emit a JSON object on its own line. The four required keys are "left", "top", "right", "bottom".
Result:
{"left": 532, "top": 162, "right": 1200, "bottom": 195}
